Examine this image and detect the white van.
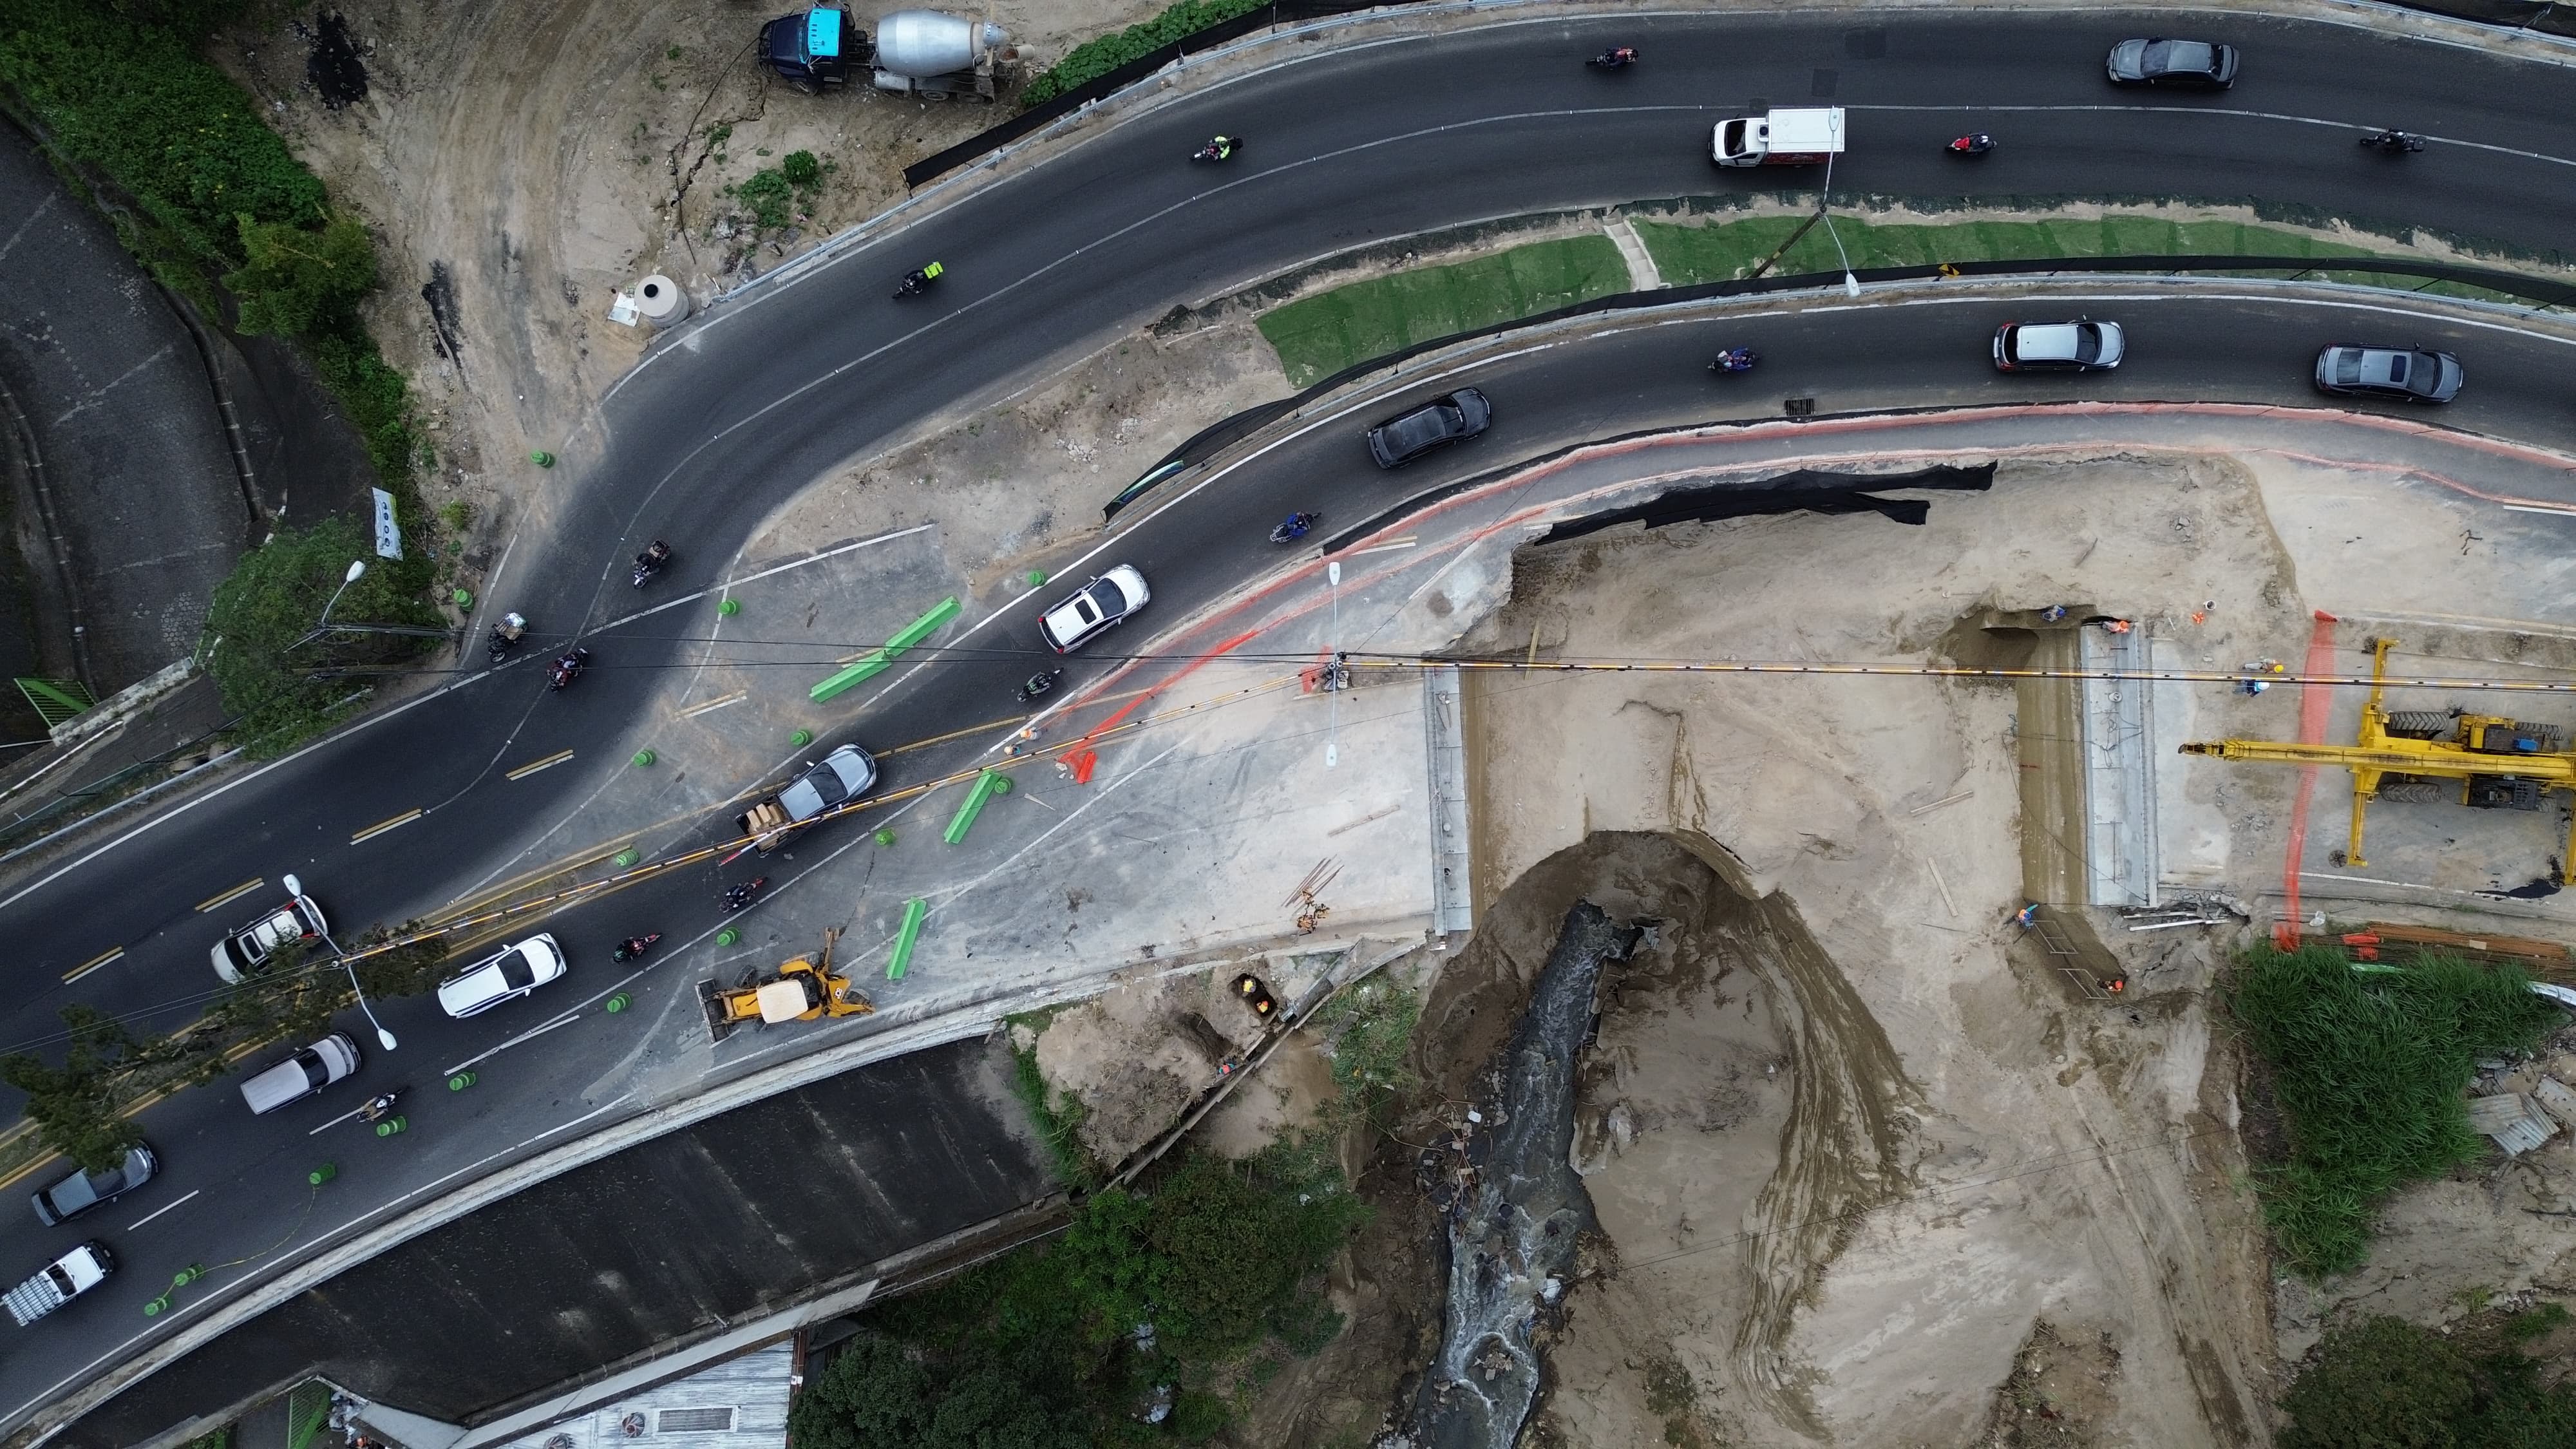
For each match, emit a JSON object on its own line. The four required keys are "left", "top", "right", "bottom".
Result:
{"left": 240, "top": 1033, "right": 362, "bottom": 1115}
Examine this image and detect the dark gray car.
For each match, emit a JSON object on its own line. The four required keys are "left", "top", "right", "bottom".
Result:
{"left": 2313, "top": 345, "right": 2463, "bottom": 403}
{"left": 1366, "top": 388, "right": 1493, "bottom": 469}
{"left": 31, "top": 1145, "right": 157, "bottom": 1226}
{"left": 2106, "top": 38, "right": 2238, "bottom": 89}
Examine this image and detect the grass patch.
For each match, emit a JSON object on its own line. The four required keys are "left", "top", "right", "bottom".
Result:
{"left": 1635, "top": 213, "right": 2385, "bottom": 285}
{"left": 789, "top": 1144, "right": 1366, "bottom": 1446}
{"left": 1258, "top": 234, "right": 1631, "bottom": 386}
{"left": 2228, "top": 945, "right": 2563, "bottom": 1278}
{"left": 1006, "top": 1014, "right": 1097, "bottom": 1189}
{"left": 2278, "top": 1312, "right": 2576, "bottom": 1448}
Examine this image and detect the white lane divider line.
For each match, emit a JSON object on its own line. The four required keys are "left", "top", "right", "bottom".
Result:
{"left": 441, "top": 1009, "right": 583, "bottom": 1079}
{"left": 123, "top": 1189, "right": 198, "bottom": 1233}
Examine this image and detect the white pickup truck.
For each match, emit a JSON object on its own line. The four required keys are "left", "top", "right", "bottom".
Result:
{"left": 1712, "top": 106, "right": 1846, "bottom": 167}
{"left": 5, "top": 1242, "right": 113, "bottom": 1326}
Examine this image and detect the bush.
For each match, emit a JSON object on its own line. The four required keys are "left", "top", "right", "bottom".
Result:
{"left": 202, "top": 516, "right": 440, "bottom": 748}
{"left": 1019, "top": 0, "right": 1268, "bottom": 106}
{"left": 0, "top": 0, "right": 325, "bottom": 289}
{"left": 793, "top": 1146, "right": 1365, "bottom": 1446}
{"left": 2230, "top": 947, "right": 2564, "bottom": 1276}
{"left": 225, "top": 214, "right": 378, "bottom": 337}
{"left": 782, "top": 149, "right": 820, "bottom": 186}
{"left": 1309, "top": 974, "right": 1421, "bottom": 1134}
{"left": 2278, "top": 1314, "right": 2576, "bottom": 1449}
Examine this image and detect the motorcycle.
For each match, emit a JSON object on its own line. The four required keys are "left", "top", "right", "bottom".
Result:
{"left": 612, "top": 932, "right": 662, "bottom": 963}
{"left": 893, "top": 261, "right": 945, "bottom": 299}
{"left": 1269, "top": 511, "right": 1320, "bottom": 545}
{"left": 547, "top": 647, "right": 591, "bottom": 691}
{"left": 358, "top": 1090, "right": 402, "bottom": 1125}
{"left": 1947, "top": 133, "right": 1994, "bottom": 156}
{"left": 2359, "top": 129, "right": 2425, "bottom": 154}
{"left": 630, "top": 542, "right": 671, "bottom": 589}
{"left": 720, "top": 877, "right": 770, "bottom": 914}
{"left": 1708, "top": 346, "right": 1759, "bottom": 374}
{"left": 1191, "top": 136, "right": 1240, "bottom": 163}
{"left": 486, "top": 611, "right": 527, "bottom": 664}
{"left": 1586, "top": 46, "right": 1638, "bottom": 70}
{"left": 1017, "top": 669, "right": 1065, "bottom": 704}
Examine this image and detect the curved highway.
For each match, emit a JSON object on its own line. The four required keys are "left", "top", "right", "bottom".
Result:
{"left": 8, "top": 5, "right": 2576, "bottom": 1430}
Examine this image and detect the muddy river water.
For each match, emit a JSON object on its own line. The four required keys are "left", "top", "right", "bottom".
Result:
{"left": 1405, "top": 901, "right": 1633, "bottom": 1449}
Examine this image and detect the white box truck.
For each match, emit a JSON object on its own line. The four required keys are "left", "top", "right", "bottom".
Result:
{"left": 6, "top": 1242, "right": 113, "bottom": 1326}
{"left": 1712, "top": 106, "right": 1846, "bottom": 167}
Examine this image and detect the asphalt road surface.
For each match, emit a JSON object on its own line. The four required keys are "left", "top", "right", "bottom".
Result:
{"left": 8, "top": 6, "right": 2576, "bottom": 1432}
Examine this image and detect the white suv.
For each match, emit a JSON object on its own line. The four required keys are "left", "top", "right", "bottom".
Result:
{"left": 437, "top": 934, "right": 569, "bottom": 1018}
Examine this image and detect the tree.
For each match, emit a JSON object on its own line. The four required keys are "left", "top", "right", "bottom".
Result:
{"left": 0, "top": 1007, "right": 147, "bottom": 1173}
{"left": 224, "top": 214, "right": 377, "bottom": 336}
{"left": 203, "top": 517, "right": 439, "bottom": 748}
{"left": 352, "top": 922, "right": 451, "bottom": 999}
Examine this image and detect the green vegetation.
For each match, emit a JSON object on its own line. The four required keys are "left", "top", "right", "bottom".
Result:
{"left": 788, "top": 1146, "right": 1365, "bottom": 1447}
{"left": 1308, "top": 974, "right": 1421, "bottom": 1135}
{"left": 1007, "top": 1023, "right": 1096, "bottom": 1189}
{"left": 1, "top": 923, "right": 451, "bottom": 1171}
{"left": 1021, "top": 0, "right": 1268, "bottom": 106}
{"left": 1259, "top": 234, "right": 1631, "bottom": 386}
{"left": 2229, "top": 946, "right": 2563, "bottom": 1277}
{"left": 2277, "top": 1312, "right": 2576, "bottom": 1448}
{"left": 1260, "top": 213, "right": 2540, "bottom": 385}
{"left": 1633, "top": 213, "right": 2387, "bottom": 287}
{"left": 202, "top": 516, "right": 440, "bottom": 748}
{"left": 225, "top": 214, "right": 377, "bottom": 338}
{"left": 1, "top": 0, "right": 435, "bottom": 749}
{"left": 726, "top": 149, "right": 824, "bottom": 229}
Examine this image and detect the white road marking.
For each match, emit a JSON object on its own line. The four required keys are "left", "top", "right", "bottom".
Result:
{"left": 440, "top": 1009, "right": 583, "bottom": 1078}
{"left": 122, "top": 1190, "right": 197, "bottom": 1233}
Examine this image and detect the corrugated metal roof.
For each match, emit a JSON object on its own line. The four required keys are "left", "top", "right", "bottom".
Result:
{"left": 2468, "top": 1092, "right": 2558, "bottom": 1156}
{"left": 496, "top": 1342, "right": 792, "bottom": 1449}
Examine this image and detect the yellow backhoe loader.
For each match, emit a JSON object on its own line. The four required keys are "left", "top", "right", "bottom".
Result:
{"left": 697, "top": 927, "right": 873, "bottom": 1043}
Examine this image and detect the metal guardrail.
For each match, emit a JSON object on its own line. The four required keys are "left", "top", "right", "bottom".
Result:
{"left": 1104, "top": 249, "right": 2576, "bottom": 518}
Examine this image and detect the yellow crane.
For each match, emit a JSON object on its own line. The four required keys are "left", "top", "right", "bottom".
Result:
{"left": 2179, "top": 636, "right": 2576, "bottom": 884}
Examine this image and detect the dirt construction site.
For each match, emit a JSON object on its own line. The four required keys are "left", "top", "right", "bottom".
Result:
{"left": 196, "top": 6, "right": 2576, "bottom": 1444}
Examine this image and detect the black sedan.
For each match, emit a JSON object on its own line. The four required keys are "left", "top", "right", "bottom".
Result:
{"left": 1365, "top": 388, "right": 1493, "bottom": 469}
{"left": 2106, "top": 38, "right": 2239, "bottom": 90}
{"left": 2313, "top": 345, "right": 2463, "bottom": 403}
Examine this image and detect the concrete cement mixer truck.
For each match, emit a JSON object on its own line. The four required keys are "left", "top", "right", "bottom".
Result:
{"left": 759, "top": 6, "right": 1015, "bottom": 100}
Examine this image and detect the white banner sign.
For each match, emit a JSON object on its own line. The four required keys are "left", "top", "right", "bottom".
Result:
{"left": 371, "top": 488, "right": 403, "bottom": 560}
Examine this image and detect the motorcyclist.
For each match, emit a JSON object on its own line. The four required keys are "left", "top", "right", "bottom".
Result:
{"left": 1710, "top": 346, "right": 1758, "bottom": 372}
{"left": 1271, "top": 511, "right": 1318, "bottom": 543}
{"left": 1593, "top": 45, "right": 1637, "bottom": 68}
{"left": 722, "top": 881, "right": 761, "bottom": 912}
{"left": 549, "top": 647, "right": 591, "bottom": 687}
{"left": 359, "top": 1092, "right": 398, "bottom": 1123}
{"left": 1949, "top": 133, "right": 1993, "bottom": 155}
{"left": 2362, "top": 128, "right": 2423, "bottom": 152}
{"left": 1198, "top": 135, "right": 1236, "bottom": 161}
{"left": 612, "top": 934, "right": 658, "bottom": 961}
{"left": 895, "top": 261, "right": 944, "bottom": 296}
{"left": 487, "top": 611, "right": 527, "bottom": 660}
{"left": 1018, "top": 668, "right": 1064, "bottom": 703}
{"left": 637, "top": 540, "right": 670, "bottom": 569}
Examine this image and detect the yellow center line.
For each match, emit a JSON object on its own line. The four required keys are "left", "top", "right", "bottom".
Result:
{"left": 351, "top": 808, "right": 424, "bottom": 844}
{"left": 194, "top": 878, "right": 265, "bottom": 914}
{"left": 506, "top": 750, "right": 576, "bottom": 782}
{"left": 678, "top": 690, "right": 747, "bottom": 719}
{"left": 62, "top": 948, "right": 122, "bottom": 984}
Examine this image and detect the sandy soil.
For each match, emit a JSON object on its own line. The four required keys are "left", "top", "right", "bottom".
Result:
{"left": 209, "top": 0, "right": 1160, "bottom": 562}
{"left": 1446, "top": 455, "right": 2300, "bottom": 1448}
